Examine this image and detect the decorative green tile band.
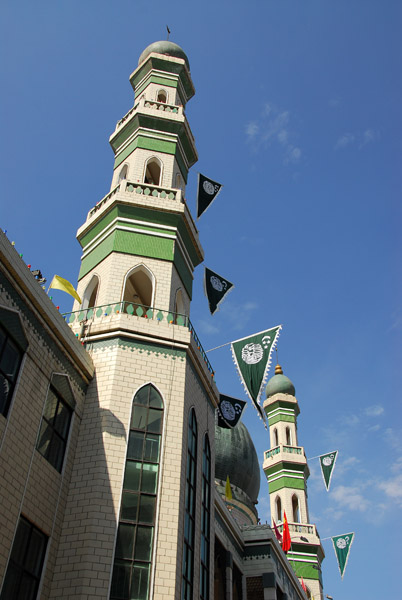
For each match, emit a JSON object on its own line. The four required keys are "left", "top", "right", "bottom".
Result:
{"left": 85, "top": 336, "right": 186, "bottom": 361}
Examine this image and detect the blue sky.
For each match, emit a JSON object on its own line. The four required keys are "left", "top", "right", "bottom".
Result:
{"left": 1, "top": 1, "right": 400, "bottom": 598}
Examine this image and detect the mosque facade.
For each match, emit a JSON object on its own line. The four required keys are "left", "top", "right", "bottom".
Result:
{"left": 0, "top": 41, "right": 323, "bottom": 600}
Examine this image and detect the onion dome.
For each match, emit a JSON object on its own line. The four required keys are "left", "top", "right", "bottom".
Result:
{"left": 138, "top": 41, "right": 190, "bottom": 70}
{"left": 265, "top": 364, "right": 296, "bottom": 398}
{"left": 215, "top": 421, "right": 260, "bottom": 523}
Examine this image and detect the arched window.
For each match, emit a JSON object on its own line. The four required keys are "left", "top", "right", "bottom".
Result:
{"left": 200, "top": 435, "right": 211, "bottom": 600}
{"left": 273, "top": 428, "right": 279, "bottom": 447}
{"left": 275, "top": 496, "right": 282, "bottom": 522}
{"left": 286, "top": 426, "right": 292, "bottom": 445}
{"left": 0, "top": 308, "right": 27, "bottom": 418}
{"left": 175, "top": 173, "right": 182, "bottom": 190}
{"left": 292, "top": 494, "right": 300, "bottom": 523}
{"left": 157, "top": 89, "right": 167, "bottom": 103}
{"left": 175, "top": 289, "right": 185, "bottom": 317}
{"left": 144, "top": 157, "right": 162, "bottom": 186}
{"left": 122, "top": 265, "right": 154, "bottom": 313}
{"left": 119, "top": 164, "right": 129, "bottom": 182}
{"left": 82, "top": 275, "right": 99, "bottom": 309}
{"left": 182, "top": 408, "right": 197, "bottom": 600}
{"left": 110, "top": 384, "right": 164, "bottom": 600}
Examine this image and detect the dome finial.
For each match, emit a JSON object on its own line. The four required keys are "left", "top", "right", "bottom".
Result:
{"left": 275, "top": 364, "right": 283, "bottom": 375}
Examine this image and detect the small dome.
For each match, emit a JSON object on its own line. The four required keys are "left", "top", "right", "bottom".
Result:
{"left": 265, "top": 364, "right": 295, "bottom": 398}
{"left": 215, "top": 422, "right": 260, "bottom": 504}
{"left": 138, "top": 41, "right": 190, "bottom": 70}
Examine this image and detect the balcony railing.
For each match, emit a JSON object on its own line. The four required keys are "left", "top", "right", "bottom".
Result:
{"left": 277, "top": 522, "right": 315, "bottom": 535}
{"left": 89, "top": 185, "right": 120, "bottom": 217}
{"left": 124, "top": 181, "right": 181, "bottom": 202}
{"left": 62, "top": 302, "right": 214, "bottom": 378}
{"left": 143, "top": 99, "right": 180, "bottom": 114}
{"left": 264, "top": 445, "right": 304, "bottom": 460}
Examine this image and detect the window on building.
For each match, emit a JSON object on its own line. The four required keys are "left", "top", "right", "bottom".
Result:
{"left": 36, "top": 384, "right": 73, "bottom": 473}
{"left": 0, "top": 516, "right": 48, "bottom": 600}
{"left": 292, "top": 495, "right": 300, "bottom": 523}
{"left": 0, "top": 322, "right": 24, "bottom": 418}
{"left": 144, "top": 158, "right": 162, "bottom": 186}
{"left": 122, "top": 265, "right": 154, "bottom": 313}
{"left": 82, "top": 275, "right": 99, "bottom": 310}
{"left": 182, "top": 408, "right": 197, "bottom": 600}
{"left": 285, "top": 426, "right": 292, "bottom": 445}
{"left": 200, "top": 435, "right": 211, "bottom": 600}
{"left": 275, "top": 496, "right": 282, "bottom": 522}
{"left": 157, "top": 90, "right": 167, "bottom": 103}
{"left": 119, "top": 164, "right": 129, "bottom": 182}
{"left": 273, "top": 428, "right": 278, "bottom": 447}
{"left": 110, "top": 384, "right": 164, "bottom": 600}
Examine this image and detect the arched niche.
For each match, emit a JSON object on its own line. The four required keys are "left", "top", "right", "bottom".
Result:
{"left": 275, "top": 496, "right": 282, "bottom": 522}
{"left": 286, "top": 426, "right": 292, "bottom": 445}
{"left": 292, "top": 494, "right": 300, "bottom": 523}
{"left": 122, "top": 264, "right": 155, "bottom": 310}
{"left": 157, "top": 89, "right": 167, "bottom": 103}
{"left": 144, "top": 157, "right": 162, "bottom": 186}
{"left": 118, "top": 164, "right": 128, "bottom": 182}
{"left": 82, "top": 275, "right": 99, "bottom": 309}
{"left": 273, "top": 427, "right": 279, "bottom": 447}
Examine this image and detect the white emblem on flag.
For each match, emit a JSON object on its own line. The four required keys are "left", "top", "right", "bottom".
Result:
{"left": 241, "top": 343, "right": 264, "bottom": 364}
{"left": 210, "top": 276, "right": 226, "bottom": 292}
{"left": 203, "top": 180, "right": 216, "bottom": 195}
{"left": 221, "top": 401, "right": 236, "bottom": 420}
{"left": 323, "top": 455, "right": 334, "bottom": 466}
{"left": 336, "top": 538, "right": 347, "bottom": 549}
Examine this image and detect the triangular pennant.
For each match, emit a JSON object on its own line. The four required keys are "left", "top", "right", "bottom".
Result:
{"left": 204, "top": 268, "right": 234, "bottom": 315}
{"left": 231, "top": 325, "right": 282, "bottom": 422}
{"left": 331, "top": 532, "right": 354, "bottom": 578}
{"left": 196, "top": 173, "right": 223, "bottom": 218}
{"left": 319, "top": 450, "right": 338, "bottom": 491}
{"left": 217, "top": 394, "right": 247, "bottom": 429}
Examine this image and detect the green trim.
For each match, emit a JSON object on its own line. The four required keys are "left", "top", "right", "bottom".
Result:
{"left": 130, "top": 56, "right": 194, "bottom": 101}
{"left": 135, "top": 75, "right": 178, "bottom": 99}
{"left": 173, "top": 245, "right": 193, "bottom": 298}
{"left": 268, "top": 413, "right": 295, "bottom": 426}
{"left": 265, "top": 461, "right": 306, "bottom": 477}
{"left": 86, "top": 336, "right": 186, "bottom": 361}
{"left": 78, "top": 230, "right": 174, "bottom": 280}
{"left": 267, "top": 477, "right": 306, "bottom": 493}
{"left": 265, "top": 399, "right": 299, "bottom": 417}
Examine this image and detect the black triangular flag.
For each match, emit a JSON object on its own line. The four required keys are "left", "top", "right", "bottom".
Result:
{"left": 204, "top": 268, "right": 234, "bottom": 315}
{"left": 196, "top": 173, "right": 223, "bottom": 218}
{"left": 217, "top": 395, "right": 247, "bottom": 429}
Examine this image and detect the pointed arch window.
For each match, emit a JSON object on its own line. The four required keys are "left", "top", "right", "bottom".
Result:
{"left": 275, "top": 496, "right": 282, "bottom": 523}
{"left": 144, "top": 157, "right": 162, "bottom": 186}
{"left": 122, "top": 265, "right": 154, "bottom": 313}
{"left": 285, "top": 426, "right": 292, "bottom": 445}
{"left": 273, "top": 428, "right": 278, "bottom": 447}
{"left": 110, "top": 384, "right": 164, "bottom": 600}
{"left": 200, "top": 435, "right": 211, "bottom": 600}
{"left": 292, "top": 494, "right": 300, "bottom": 523}
{"left": 119, "top": 164, "right": 129, "bottom": 182}
{"left": 157, "top": 90, "right": 167, "bottom": 103}
{"left": 82, "top": 275, "right": 99, "bottom": 309}
{"left": 182, "top": 408, "right": 197, "bottom": 600}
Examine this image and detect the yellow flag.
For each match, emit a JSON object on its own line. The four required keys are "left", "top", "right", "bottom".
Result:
{"left": 49, "top": 275, "right": 82, "bottom": 304}
{"left": 225, "top": 475, "right": 232, "bottom": 500}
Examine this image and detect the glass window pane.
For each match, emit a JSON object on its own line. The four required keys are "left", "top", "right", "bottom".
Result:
{"left": 25, "top": 528, "right": 46, "bottom": 577}
{"left": 131, "top": 563, "right": 150, "bottom": 600}
{"left": 10, "top": 518, "right": 31, "bottom": 563}
{"left": 43, "top": 389, "right": 58, "bottom": 422}
{"left": 111, "top": 560, "right": 131, "bottom": 599}
{"left": 0, "top": 563, "right": 21, "bottom": 599}
{"left": 148, "top": 387, "right": 162, "bottom": 409}
{"left": 0, "top": 339, "right": 20, "bottom": 382}
{"left": 123, "top": 461, "right": 142, "bottom": 491}
{"left": 146, "top": 409, "right": 161, "bottom": 433}
{"left": 0, "top": 327, "right": 6, "bottom": 351}
{"left": 127, "top": 432, "right": 144, "bottom": 460}
{"left": 47, "top": 434, "right": 65, "bottom": 472}
{"left": 18, "top": 572, "right": 37, "bottom": 600}
{"left": 134, "top": 526, "right": 153, "bottom": 561}
{"left": 134, "top": 387, "right": 149, "bottom": 406}
{"left": 138, "top": 496, "right": 155, "bottom": 524}
{"left": 121, "top": 493, "right": 139, "bottom": 522}
{"left": 54, "top": 401, "right": 71, "bottom": 438}
{"left": 131, "top": 406, "right": 148, "bottom": 431}
{"left": 140, "top": 464, "right": 158, "bottom": 494}
{"left": 143, "top": 434, "right": 160, "bottom": 462}
{"left": 115, "top": 524, "right": 135, "bottom": 560}
{"left": 0, "top": 373, "right": 11, "bottom": 414}
{"left": 37, "top": 421, "right": 51, "bottom": 458}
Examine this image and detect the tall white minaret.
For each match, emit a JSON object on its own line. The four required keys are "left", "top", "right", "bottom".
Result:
{"left": 263, "top": 364, "right": 325, "bottom": 600}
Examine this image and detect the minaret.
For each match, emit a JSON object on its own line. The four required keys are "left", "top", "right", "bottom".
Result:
{"left": 263, "top": 364, "right": 325, "bottom": 600}
{"left": 50, "top": 41, "right": 218, "bottom": 600}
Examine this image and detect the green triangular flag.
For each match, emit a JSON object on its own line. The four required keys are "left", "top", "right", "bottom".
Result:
{"left": 231, "top": 325, "right": 281, "bottom": 422}
{"left": 332, "top": 532, "right": 354, "bottom": 578}
{"left": 319, "top": 450, "right": 338, "bottom": 491}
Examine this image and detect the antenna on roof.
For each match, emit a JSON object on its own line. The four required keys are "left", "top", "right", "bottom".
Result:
{"left": 166, "top": 25, "right": 171, "bottom": 40}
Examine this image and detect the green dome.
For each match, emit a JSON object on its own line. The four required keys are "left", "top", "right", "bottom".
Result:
{"left": 215, "top": 422, "right": 260, "bottom": 504}
{"left": 138, "top": 41, "right": 190, "bottom": 70}
{"left": 265, "top": 366, "right": 295, "bottom": 398}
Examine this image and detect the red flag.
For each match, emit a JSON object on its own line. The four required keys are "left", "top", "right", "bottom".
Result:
{"left": 301, "top": 577, "right": 307, "bottom": 593}
{"left": 282, "top": 511, "right": 291, "bottom": 553}
{"left": 273, "top": 519, "right": 283, "bottom": 542}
